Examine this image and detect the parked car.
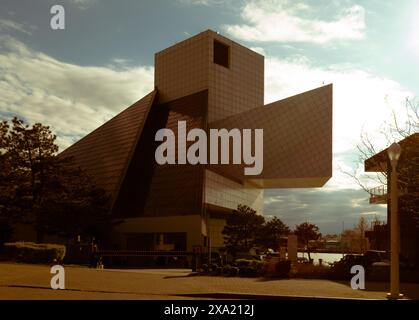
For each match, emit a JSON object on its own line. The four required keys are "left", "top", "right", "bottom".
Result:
{"left": 364, "top": 250, "right": 389, "bottom": 266}
{"left": 330, "top": 254, "right": 365, "bottom": 279}
{"left": 260, "top": 251, "right": 279, "bottom": 262}
{"left": 331, "top": 250, "right": 391, "bottom": 279}
{"left": 297, "top": 257, "right": 309, "bottom": 264}
{"left": 341, "top": 254, "right": 365, "bottom": 266}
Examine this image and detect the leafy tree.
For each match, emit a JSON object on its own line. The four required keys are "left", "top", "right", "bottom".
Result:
{"left": 1, "top": 119, "right": 25, "bottom": 243}
{"left": 341, "top": 229, "right": 361, "bottom": 253}
{"left": 34, "top": 156, "right": 112, "bottom": 243}
{"left": 340, "top": 216, "right": 371, "bottom": 253}
{"left": 356, "top": 215, "right": 369, "bottom": 253}
{"left": 1, "top": 118, "right": 58, "bottom": 235}
{"left": 294, "top": 222, "right": 321, "bottom": 261}
{"left": 256, "top": 216, "right": 290, "bottom": 250}
{"left": 222, "top": 204, "right": 265, "bottom": 257}
{"left": 0, "top": 117, "right": 112, "bottom": 244}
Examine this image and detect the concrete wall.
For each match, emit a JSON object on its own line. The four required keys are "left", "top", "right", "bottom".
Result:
{"left": 112, "top": 215, "right": 205, "bottom": 251}
{"left": 208, "top": 218, "right": 227, "bottom": 249}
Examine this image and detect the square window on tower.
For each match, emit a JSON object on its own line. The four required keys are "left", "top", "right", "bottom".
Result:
{"left": 213, "top": 40, "right": 229, "bottom": 68}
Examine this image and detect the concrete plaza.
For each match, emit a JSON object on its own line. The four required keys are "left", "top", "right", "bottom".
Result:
{"left": 0, "top": 263, "right": 418, "bottom": 300}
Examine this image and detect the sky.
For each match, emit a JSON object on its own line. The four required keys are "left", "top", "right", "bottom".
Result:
{"left": 1, "top": 0, "right": 418, "bottom": 234}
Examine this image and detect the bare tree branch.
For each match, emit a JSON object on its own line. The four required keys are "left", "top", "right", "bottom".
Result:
{"left": 343, "top": 98, "right": 418, "bottom": 193}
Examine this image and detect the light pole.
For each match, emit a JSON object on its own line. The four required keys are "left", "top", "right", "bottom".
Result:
{"left": 387, "top": 142, "right": 403, "bottom": 300}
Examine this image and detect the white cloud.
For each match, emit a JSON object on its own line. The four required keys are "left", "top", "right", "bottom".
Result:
{"left": 0, "top": 32, "right": 412, "bottom": 196}
{"left": 263, "top": 54, "right": 412, "bottom": 190}
{"left": 0, "top": 19, "right": 31, "bottom": 35}
{"left": 69, "top": 0, "right": 98, "bottom": 10}
{"left": 407, "top": 2, "right": 419, "bottom": 56}
{"left": 0, "top": 36, "right": 154, "bottom": 151}
{"left": 177, "top": 0, "right": 224, "bottom": 6}
{"left": 224, "top": 0, "right": 365, "bottom": 44}
{"left": 351, "top": 197, "right": 366, "bottom": 208}
{"left": 250, "top": 46, "right": 266, "bottom": 56}
{"left": 264, "top": 188, "right": 387, "bottom": 233}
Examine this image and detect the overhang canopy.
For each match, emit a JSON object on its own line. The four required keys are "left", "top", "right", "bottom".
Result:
{"left": 364, "top": 133, "right": 419, "bottom": 173}
{"left": 208, "top": 84, "right": 333, "bottom": 188}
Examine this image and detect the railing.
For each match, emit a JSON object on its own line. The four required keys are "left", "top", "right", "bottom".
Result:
{"left": 95, "top": 250, "right": 203, "bottom": 271}
{"left": 369, "top": 185, "right": 387, "bottom": 204}
{"left": 96, "top": 250, "right": 196, "bottom": 257}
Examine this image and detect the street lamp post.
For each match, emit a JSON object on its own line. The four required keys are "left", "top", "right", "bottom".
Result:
{"left": 387, "top": 142, "right": 403, "bottom": 300}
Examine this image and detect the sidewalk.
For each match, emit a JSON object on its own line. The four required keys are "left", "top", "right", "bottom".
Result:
{"left": 1, "top": 263, "right": 417, "bottom": 300}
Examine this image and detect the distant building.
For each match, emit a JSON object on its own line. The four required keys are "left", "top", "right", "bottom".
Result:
{"left": 365, "top": 133, "right": 419, "bottom": 266}
{"left": 307, "top": 239, "right": 344, "bottom": 252}
{"left": 324, "top": 240, "right": 342, "bottom": 251}
{"left": 58, "top": 30, "right": 333, "bottom": 252}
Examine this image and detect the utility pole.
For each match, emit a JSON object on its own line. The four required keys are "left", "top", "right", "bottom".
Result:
{"left": 208, "top": 227, "right": 211, "bottom": 267}
{"left": 387, "top": 142, "right": 403, "bottom": 300}
{"left": 341, "top": 221, "right": 345, "bottom": 258}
